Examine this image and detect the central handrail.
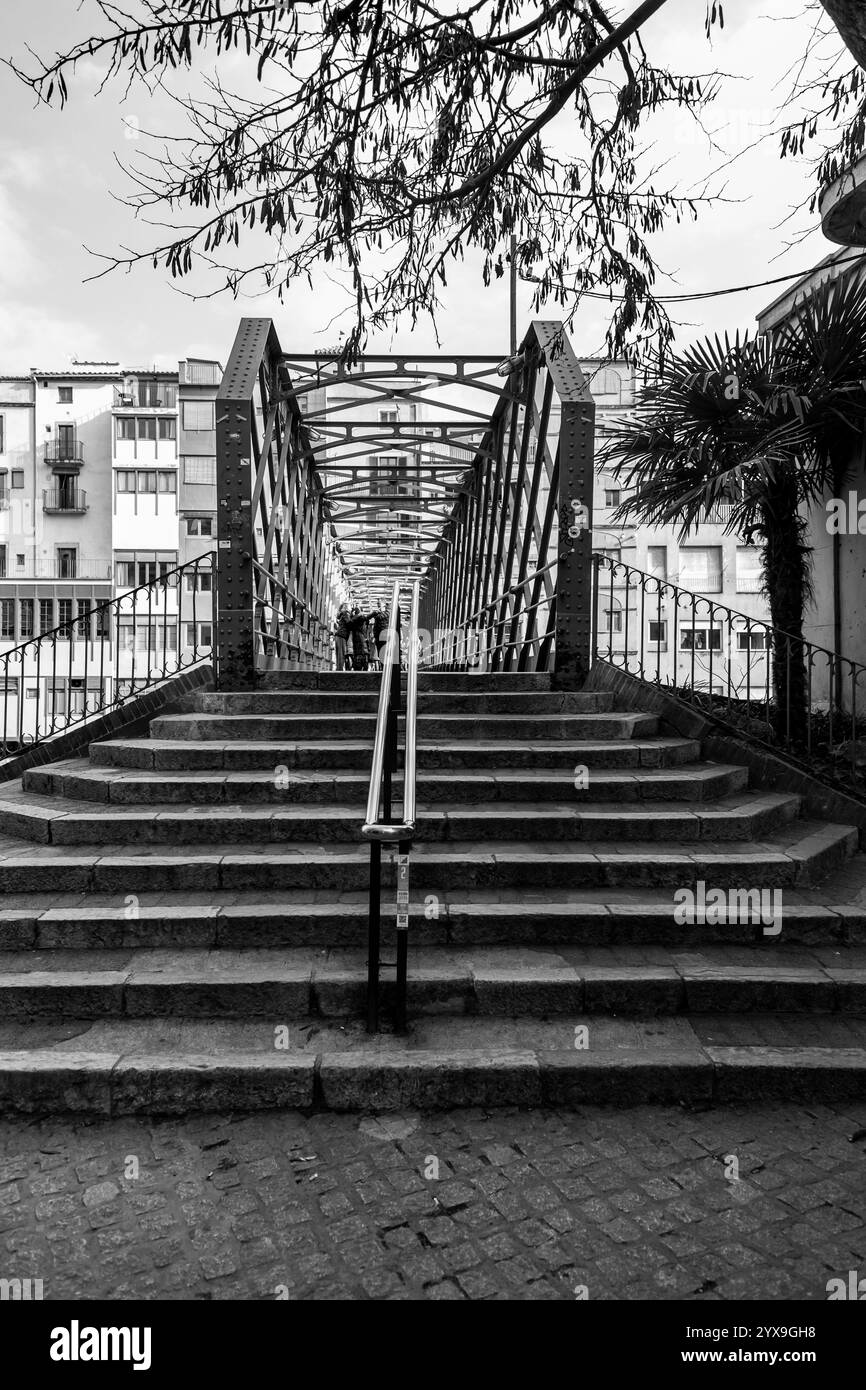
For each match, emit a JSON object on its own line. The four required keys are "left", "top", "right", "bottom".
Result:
{"left": 360, "top": 577, "right": 420, "bottom": 1031}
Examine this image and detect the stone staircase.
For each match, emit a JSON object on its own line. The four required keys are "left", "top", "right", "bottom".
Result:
{"left": 1, "top": 670, "right": 866, "bottom": 1113}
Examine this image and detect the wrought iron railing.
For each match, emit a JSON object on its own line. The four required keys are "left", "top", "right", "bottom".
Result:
{"left": 45, "top": 438, "right": 84, "bottom": 466}
{"left": 592, "top": 553, "right": 866, "bottom": 791}
{"left": 43, "top": 489, "right": 87, "bottom": 513}
{"left": 361, "top": 578, "right": 420, "bottom": 1033}
{"left": 0, "top": 552, "right": 215, "bottom": 759}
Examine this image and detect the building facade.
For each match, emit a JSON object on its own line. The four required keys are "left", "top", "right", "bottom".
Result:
{"left": 588, "top": 359, "right": 773, "bottom": 697}
{"left": 0, "top": 357, "right": 220, "bottom": 746}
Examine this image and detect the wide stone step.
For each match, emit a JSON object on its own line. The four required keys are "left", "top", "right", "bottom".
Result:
{"left": 3, "top": 885, "right": 863, "bottom": 951}
{"left": 0, "top": 944, "right": 864, "bottom": 1019}
{"left": 147, "top": 712, "right": 661, "bottom": 742}
{"left": 25, "top": 760, "right": 750, "bottom": 806}
{"left": 2, "top": 1014, "right": 866, "bottom": 1112}
{"left": 193, "top": 691, "right": 614, "bottom": 715}
{"left": 0, "top": 788, "right": 801, "bottom": 844}
{"left": 259, "top": 671, "right": 555, "bottom": 692}
{"left": 0, "top": 823, "right": 852, "bottom": 892}
{"left": 89, "top": 735, "right": 702, "bottom": 773}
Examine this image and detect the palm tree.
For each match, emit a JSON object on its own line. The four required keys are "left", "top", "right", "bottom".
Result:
{"left": 601, "top": 271, "right": 866, "bottom": 743}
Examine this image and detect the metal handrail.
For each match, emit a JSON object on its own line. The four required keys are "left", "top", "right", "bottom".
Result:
{"left": 361, "top": 577, "right": 420, "bottom": 1033}
{"left": 362, "top": 579, "right": 420, "bottom": 841}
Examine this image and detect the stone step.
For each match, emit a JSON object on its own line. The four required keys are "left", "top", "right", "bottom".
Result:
{"left": 0, "top": 944, "right": 863, "bottom": 1020}
{"left": 2, "top": 887, "right": 862, "bottom": 951}
{"left": 89, "top": 735, "right": 702, "bottom": 773}
{"left": 147, "top": 711, "right": 661, "bottom": 742}
{"left": 0, "top": 822, "right": 852, "bottom": 892}
{"left": 0, "top": 788, "right": 801, "bottom": 845}
{"left": 25, "top": 760, "right": 750, "bottom": 806}
{"left": 2, "top": 1015, "right": 866, "bottom": 1112}
{"left": 259, "top": 671, "right": 555, "bottom": 691}
{"left": 192, "top": 691, "right": 615, "bottom": 715}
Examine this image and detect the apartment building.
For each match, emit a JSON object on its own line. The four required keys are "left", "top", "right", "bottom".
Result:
{"left": 588, "top": 359, "right": 773, "bottom": 696}
{"left": 0, "top": 356, "right": 221, "bottom": 746}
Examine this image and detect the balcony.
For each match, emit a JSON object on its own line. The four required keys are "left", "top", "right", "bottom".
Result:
{"left": 45, "top": 437, "right": 84, "bottom": 469}
{"left": 114, "top": 384, "right": 178, "bottom": 409}
{"left": 819, "top": 152, "right": 866, "bottom": 247}
{"left": 43, "top": 489, "right": 87, "bottom": 514}
{"left": 9, "top": 558, "right": 111, "bottom": 580}
{"left": 698, "top": 502, "right": 736, "bottom": 525}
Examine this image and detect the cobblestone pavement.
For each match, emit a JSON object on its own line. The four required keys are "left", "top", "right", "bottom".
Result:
{"left": 2, "top": 1103, "right": 866, "bottom": 1300}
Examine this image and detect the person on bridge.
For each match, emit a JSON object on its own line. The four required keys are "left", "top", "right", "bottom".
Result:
{"left": 372, "top": 606, "right": 389, "bottom": 668}
{"left": 334, "top": 603, "right": 352, "bottom": 670}
{"left": 349, "top": 606, "right": 371, "bottom": 671}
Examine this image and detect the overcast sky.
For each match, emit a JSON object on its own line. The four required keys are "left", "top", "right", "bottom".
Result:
{"left": 0, "top": 0, "right": 851, "bottom": 372}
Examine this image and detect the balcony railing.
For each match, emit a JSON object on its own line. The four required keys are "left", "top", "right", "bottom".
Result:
{"left": 45, "top": 438, "right": 84, "bottom": 467}
{"left": 4, "top": 559, "right": 112, "bottom": 581}
{"left": 43, "top": 489, "right": 87, "bottom": 514}
{"left": 114, "top": 385, "right": 178, "bottom": 409}
{"left": 698, "top": 502, "right": 736, "bottom": 524}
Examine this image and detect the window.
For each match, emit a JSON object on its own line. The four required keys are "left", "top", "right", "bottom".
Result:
{"left": 379, "top": 409, "right": 399, "bottom": 424}
{"left": 185, "top": 622, "right": 213, "bottom": 648}
{"left": 186, "top": 517, "right": 214, "bottom": 536}
{"left": 15, "top": 554, "right": 23, "bottom": 568}
{"left": 76, "top": 600, "right": 91, "bottom": 640}
{"left": 116, "top": 471, "right": 137, "bottom": 493}
{"left": 95, "top": 607, "right": 110, "bottom": 640}
{"left": 158, "top": 471, "right": 177, "bottom": 493}
{"left": 137, "top": 417, "right": 157, "bottom": 441}
{"left": 19, "top": 599, "right": 33, "bottom": 639}
{"left": 183, "top": 456, "right": 216, "bottom": 485}
{"left": 58, "top": 386, "right": 73, "bottom": 404}
{"left": 0, "top": 600, "right": 13, "bottom": 639}
{"left": 599, "top": 599, "right": 623, "bottom": 634}
{"left": 137, "top": 471, "right": 157, "bottom": 493}
{"left": 47, "top": 682, "right": 67, "bottom": 717}
{"left": 39, "top": 599, "right": 54, "bottom": 635}
{"left": 115, "top": 559, "right": 135, "bottom": 587}
{"left": 138, "top": 380, "right": 161, "bottom": 408}
{"left": 646, "top": 545, "right": 667, "bottom": 580}
{"left": 185, "top": 571, "right": 213, "bottom": 592}
{"left": 118, "top": 619, "right": 178, "bottom": 653}
{"left": 69, "top": 678, "right": 102, "bottom": 715}
{"left": 736, "top": 630, "right": 770, "bottom": 651}
{"left": 0, "top": 546, "right": 6, "bottom": 580}
{"left": 0, "top": 416, "right": 4, "bottom": 452}
{"left": 116, "top": 418, "right": 136, "bottom": 441}
{"left": 736, "top": 546, "right": 763, "bottom": 594}
{"left": 57, "top": 548, "right": 76, "bottom": 579}
{"left": 679, "top": 546, "right": 722, "bottom": 594}
{"left": 181, "top": 401, "right": 215, "bottom": 431}
{"left": 603, "top": 488, "right": 621, "bottom": 508}
{"left": 648, "top": 620, "right": 667, "bottom": 646}
{"left": 158, "top": 417, "right": 176, "bottom": 441}
{"left": 57, "top": 598, "right": 73, "bottom": 638}
{"left": 680, "top": 626, "right": 722, "bottom": 652}
{"left": 11, "top": 471, "right": 23, "bottom": 489}
{"left": 0, "top": 677, "right": 19, "bottom": 697}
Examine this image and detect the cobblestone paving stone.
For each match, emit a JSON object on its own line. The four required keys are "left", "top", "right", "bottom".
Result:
{"left": 1, "top": 1103, "right": 866, "bottom": 1300}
